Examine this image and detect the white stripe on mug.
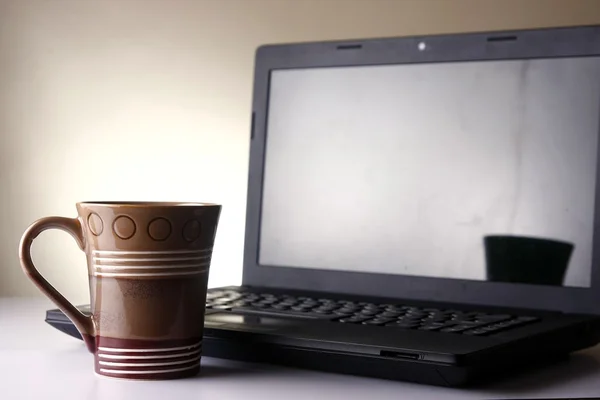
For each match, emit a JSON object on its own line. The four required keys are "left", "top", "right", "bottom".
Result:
{"left": 99, "top": 364, "right": 199, "bottom": 375}
{"left": 93, "top": 255, "right": 211, "bottom": 263}
{"left": 94, "top": 270, "right": 207, "bottom": 278}
{"left": 98, "top": 341, "right": 202, "bottom": 353}
{"left": 99, "top": 355, "right": 201, "bottom": 368}
{"left": 93, "top": 262, "right": 210, "bottom": 270}
{"left": 97, "top": 348, "right": 202, "bottom": 360}
{"left": 92, "top": 249, "right": 212, "bottom": 256}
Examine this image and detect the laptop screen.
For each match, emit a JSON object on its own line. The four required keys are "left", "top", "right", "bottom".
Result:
{"left": 259, "top": 57, "right": 600, "bottom": 288}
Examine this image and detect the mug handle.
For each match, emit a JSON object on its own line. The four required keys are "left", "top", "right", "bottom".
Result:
{"left": 19, "top": 216, "right": 96, "bottom": 353}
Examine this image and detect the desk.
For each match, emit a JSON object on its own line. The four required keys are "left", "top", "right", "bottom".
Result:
{"left": 2, "top": 297, "right": 600, "bottom": 400}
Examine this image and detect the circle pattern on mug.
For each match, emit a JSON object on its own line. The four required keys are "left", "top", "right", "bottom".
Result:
{"left": 87, "top": 213, "right": 103, "bottom": 236}
{"left": 148, "top": 217, "right": 172, "bottom": 241}
{"left": 113, "top": 216, "right": 136, "bottom": 239}
{"left": 182, "top": 220, "right": 201, "bottom": 242}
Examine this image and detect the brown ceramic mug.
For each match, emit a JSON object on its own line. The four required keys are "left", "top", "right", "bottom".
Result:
{"left": 19, "top": 202, "right": 221, "bottom": 380}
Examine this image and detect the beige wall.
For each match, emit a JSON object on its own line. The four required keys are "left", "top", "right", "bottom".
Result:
{"left": 1, "top": 0, "right": 600, "bottom": 302}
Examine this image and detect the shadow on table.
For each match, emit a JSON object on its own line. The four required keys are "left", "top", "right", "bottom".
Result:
{"left": 467, "top": 351, "right": 600, "bottom": 395}
{"left": 198, "top": 364, "right": 262, "bottom": 378}
{"left": 196, "top": 358, "right": 284, "bottom": 379}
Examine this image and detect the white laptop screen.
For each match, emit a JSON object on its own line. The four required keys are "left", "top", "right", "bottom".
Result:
{"left": 259, "top": 57, "right": 600, "bottom": 288}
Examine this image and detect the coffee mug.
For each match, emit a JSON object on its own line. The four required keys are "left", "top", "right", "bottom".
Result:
{"left": 19, "top": 202, "right": 221, "bottom": 380}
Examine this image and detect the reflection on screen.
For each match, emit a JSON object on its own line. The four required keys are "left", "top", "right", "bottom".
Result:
{"left": 259, "top": 57, "right": 600, "bottom": 288}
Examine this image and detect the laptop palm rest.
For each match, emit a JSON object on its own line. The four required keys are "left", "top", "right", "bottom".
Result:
{"left": 206, "top": 313, "right": 295, "bottom": 332}
{"left": 205, "top": 312, "right": 496, "bottom": 364}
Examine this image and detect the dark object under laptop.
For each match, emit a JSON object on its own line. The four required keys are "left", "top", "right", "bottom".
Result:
{"left": 46, "top": 25, "right": 600, "bottom": 386}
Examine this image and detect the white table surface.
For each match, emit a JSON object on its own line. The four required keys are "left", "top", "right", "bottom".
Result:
{"left": 2, "top": 297, "right": 600, "bottom": 400}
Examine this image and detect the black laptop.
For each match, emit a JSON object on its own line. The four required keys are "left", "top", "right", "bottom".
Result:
{"left": 46, "top": 25, "right": 600, "bottom": 386}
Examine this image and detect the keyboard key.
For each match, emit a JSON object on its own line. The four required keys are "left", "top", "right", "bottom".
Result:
{"left": 378, "top": 311, "right": 403, "bottom": 318}
{"left": 455, "top": 320, "right": 486, "bottom": 327}
{"left": 339, "top": 316, "right": 372, "bottom": 323}
{"left": 401, "top": 315, "right": 426, "bottom": 322}
{"left": 291, "top": 306, "right": 314, "bottom": 312}
{"left": 470, "top": 316, "right": 508, "bottom": 324}
{"left": 299, "top": 304, "right": 319, "bottom": 309}
{"left": 440, "top": 324, "right": 474, "bottom": 333}
{"left": 442, "top": 310, "right": 463, "bottom": 314}
{"left": 253, "top": 302, "right": 274, "bottom": 308}
{"left": 463, "top": 329, "right": 489, "bottom": 336}
{"left": 314, "top": 304, "right": 337, "bottom": 310}
{"left": 213, "top": 297, "right": 234, "bottom": 304}
{"left": 462, "top": 312, "right": 483, "bottom": 318}
{"left": 405, "top": 311, "right": 428, "bottom": 318}
{"left": 418, "top": 324, "right": 445, "bottom": 331}
{"left": 488, "top": 321, "right": 514, "bottom": 328}
{"left": 256, "top": 300, "right": 278, "bottom": 307}
{"left": 319, "top": 304, "right": 336, "bottom": 309}
{"left": 343, "top": 310, "right": 362, "bottom": 316}
{"left": 384, "top": 306, "right": 405, "bottom": 312}
{"left": 386, "top": 322, "right": 421, "bottom": 329}
{"left": 362, "top": 305, "right": 381, "bottom": 311}
{"left": 313, "top": 309, "right": 334, "bottom": 314}
{"left": 360, "top": 310, "right": 380, "bottom": 316}
{"left": 426, "top": 310, "right": 446, "bottom": 316}
{"left": 424, "top": 317, "right": 449, "bottom": 324}
{"left": 362, "top": 318, "right": 395, "bottom": 326}
{"left": 230, "top": 300, "right": 250, "bottom": 307}
{"left": 211, "top": 304, "right": 232, "bottom": 310}
{"left": 333, "top": 308, "right": 355, "bottom": 315}
{"left": 279, "top": 301, "right": 298, "bottom": 306}
{"left": 313, "top": 307, "right": 337, "bottom": 313}
{"left": 320, "top": 305, "right": 337, "bottom": 310}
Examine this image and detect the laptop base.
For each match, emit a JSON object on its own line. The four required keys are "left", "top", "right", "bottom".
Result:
{"left": 44, "top": 307, "right": 570, "bottom": 386}
{"left": 202, "top": 334, "right": 571, "bottom": 387}
{"left": 44, "top": 286, "right": 600, "bottom": 387}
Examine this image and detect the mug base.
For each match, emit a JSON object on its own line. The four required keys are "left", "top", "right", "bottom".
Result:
{"left": 94, "top": 365, "right": 200, "bottom": 381}
{"left": 94, "top": 336, "right": 202, "bottom": 381}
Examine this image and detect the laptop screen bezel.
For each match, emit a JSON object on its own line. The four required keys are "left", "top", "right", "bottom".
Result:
{"left": 242, "top": 25, "right": 600, "bottom": 314}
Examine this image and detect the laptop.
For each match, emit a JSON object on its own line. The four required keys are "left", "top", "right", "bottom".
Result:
{"left": 46, "top": 25, "right": 600, "bottom": 386}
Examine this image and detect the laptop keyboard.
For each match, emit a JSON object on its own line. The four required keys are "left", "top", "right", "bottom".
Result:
{"left": 206, "top": 289, "right": 540, "bottom": 336}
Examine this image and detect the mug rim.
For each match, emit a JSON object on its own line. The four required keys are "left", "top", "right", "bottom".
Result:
{"left": 77, "top": 201, "right": 221, "bottom": 207}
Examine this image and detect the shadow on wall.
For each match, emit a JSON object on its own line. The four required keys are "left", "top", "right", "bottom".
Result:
{"left": 484, "top": 235, "right": 574, "bottom": 286}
